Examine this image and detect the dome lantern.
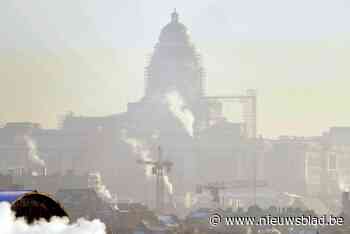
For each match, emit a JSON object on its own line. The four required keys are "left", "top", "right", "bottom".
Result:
{"left": 171, "top": 8, "right": 179, "bottom": 23}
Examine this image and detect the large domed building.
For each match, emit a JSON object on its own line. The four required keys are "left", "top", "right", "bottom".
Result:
{"left": 50, "top": 10, "right": 247, "bottom": 208}
{"left": 144, "top": 9, "right": 205, "bottom": 106}
{"left": 0, "top": 10, "right": 254, "bottom": 213}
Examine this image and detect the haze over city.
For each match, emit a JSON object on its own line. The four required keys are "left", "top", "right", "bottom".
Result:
{"left": 2, "top": 1, "right": 350, "bottom": 234}
{"left": 1, "top": 0, "right": 350, "bottom": 138}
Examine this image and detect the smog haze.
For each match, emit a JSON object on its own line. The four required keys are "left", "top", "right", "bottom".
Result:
{"left": 1, "top": 0, "right": 350, "bottom": 138}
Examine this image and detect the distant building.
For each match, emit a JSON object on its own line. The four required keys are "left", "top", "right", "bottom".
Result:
{"left": 144, "top": 9, "right": 204, "bottom": 105}
{"left": 49, "top": 10, "right": 251, "bottom": 207}
{"left": 265, "top": 137, "right": 308, "bottom": 195}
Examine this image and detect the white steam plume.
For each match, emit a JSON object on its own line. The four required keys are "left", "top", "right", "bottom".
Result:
{"left": 164, "top": 91, "right": 194, "bottom": 137}
{"left": 163, "top": 175, "right": 174, "bottom": 195}
{"left": 88, "top": 172, "right": 118, "bottom": 208}
{"left": 0, "top": 202, "right": 106, "bottom": 234}
{"left": 122, "top": 136, "right": 153, "bottom": 177}
{"left": 24, "top": 136, "right": 45, "bottom": 167}
{"left": 121, "top": 133, "right": 175, "bottom": 195}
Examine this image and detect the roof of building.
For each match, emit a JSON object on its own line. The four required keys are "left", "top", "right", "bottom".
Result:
{"left": 159, "top": 10, "right": 189, "bottom": 45}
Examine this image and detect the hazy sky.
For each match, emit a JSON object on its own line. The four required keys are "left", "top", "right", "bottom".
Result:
{"left": 0, "top": 0, "right": 350, "bottom": 138}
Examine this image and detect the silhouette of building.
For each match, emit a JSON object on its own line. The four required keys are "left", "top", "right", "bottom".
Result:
{"left": 145, "top": 9, "right": 205, "bottom": 103}
{"left": 0, "top": 11, "right": 260, "bottom": 211}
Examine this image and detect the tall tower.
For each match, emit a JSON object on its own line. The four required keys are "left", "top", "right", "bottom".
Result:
{"left": 144, "top": 9, "right": 205, "bottom": 106}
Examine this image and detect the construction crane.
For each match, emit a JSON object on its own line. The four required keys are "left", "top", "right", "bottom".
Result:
{"left": 196, "top": 180, "right": 268, "bottom": 207}
{"left": 137, "top": 146, "right": 173, "bottom": 213}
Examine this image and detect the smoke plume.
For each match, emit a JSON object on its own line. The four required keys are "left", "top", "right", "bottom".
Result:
{"left": 0, "top": 202, "right": 106, "bottom": 234}
{"left": 163, "top": 175, "right": 174, "bottom": 195}
{"left": 24, "top": 136, "right": 45, "bottom": 167}
{"left": 121, "top": 133, "right": 175, "bottom": 195}
{"left": 122, "top": 136, "right": 153, "bottom": 177}
{"left": 164, "top": 91, "right": 194, "bottom": 137}
{"left": 88, "top": 172, "right": 118, "bottom": 208}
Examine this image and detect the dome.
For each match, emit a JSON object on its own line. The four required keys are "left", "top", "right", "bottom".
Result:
{"left": 158, "top": 9, "right": 189, "bottom": 44}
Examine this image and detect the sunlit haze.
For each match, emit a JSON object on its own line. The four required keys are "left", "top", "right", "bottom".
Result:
{"left": 1, "top": 0, "right": 350, "bottom": 137}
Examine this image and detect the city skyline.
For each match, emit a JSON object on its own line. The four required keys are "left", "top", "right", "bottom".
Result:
{"left": 1, "top": 1, "right": 350, "bottom": 138}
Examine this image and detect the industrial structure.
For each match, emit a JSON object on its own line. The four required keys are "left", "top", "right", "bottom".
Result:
{"left": 137, "top": 146, "right": 173, "bottom": 213}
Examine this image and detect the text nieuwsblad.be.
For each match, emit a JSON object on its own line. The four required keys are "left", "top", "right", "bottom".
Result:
{"left": 224, "top": 215, "right": 344, "bottom": 226}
